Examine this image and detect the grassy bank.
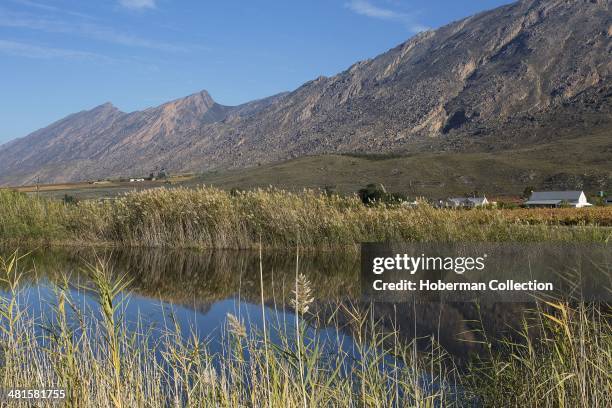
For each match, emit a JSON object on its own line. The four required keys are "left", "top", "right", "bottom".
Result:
{"left": 1, "top": 188, "right": 611, "bottom": 249}
{"left": 0, "top": 253, "right": 610, "bottom": 407}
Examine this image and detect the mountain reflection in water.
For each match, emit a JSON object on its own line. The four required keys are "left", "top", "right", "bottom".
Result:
{"left": 2, "top": 246, "right": 542, "bottom": 359}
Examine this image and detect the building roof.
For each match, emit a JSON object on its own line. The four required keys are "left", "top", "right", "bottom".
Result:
{"left": 449, "top": 197, "right": 487, "bottom": 205}
{"left": 528, "top": 191, "right": 583, "bottom": 202}
{"left": 524, "top": 200, "right": 563, "bottom": 205}
{"left": 468, "top": 197, "right": 488, "bottom": 205}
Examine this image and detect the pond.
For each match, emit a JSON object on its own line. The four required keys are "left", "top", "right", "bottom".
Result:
{"left": 0, "top": 246, "right": 540, "bottom": 361}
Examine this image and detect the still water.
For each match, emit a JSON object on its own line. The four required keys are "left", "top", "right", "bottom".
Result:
{"left": 1, "top": 246, "right": 536, "bottom": 358}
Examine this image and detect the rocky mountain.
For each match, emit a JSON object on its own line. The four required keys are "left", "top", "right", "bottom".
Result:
{"left": 1, "top": 0, "right": 610, "bottom": 186}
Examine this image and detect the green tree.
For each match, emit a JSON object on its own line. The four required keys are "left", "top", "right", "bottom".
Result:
{"left": 358, "top": 184, "right": 386, "bottom": 204}
{"left": 522, "top": 186, "right": 535, "bottom": 199}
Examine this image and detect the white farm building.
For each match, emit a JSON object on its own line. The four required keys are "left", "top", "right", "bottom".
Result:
{"left": 446, "top": 196, "right": 489, "bottom": 208}
{"left": 525, "top": 191, "right": 592, "bottom": 208}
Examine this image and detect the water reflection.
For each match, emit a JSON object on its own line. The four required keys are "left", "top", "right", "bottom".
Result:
{"left": 12, "top": 247, "right": 359, "bottom": 304}
{"left": 2, "top": 246, "right": 545, "bottom": 359}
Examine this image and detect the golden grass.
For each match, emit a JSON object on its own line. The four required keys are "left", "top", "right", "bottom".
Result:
{"left": 500, "top": 207, "right": 612, "bottom": 226}
{"left": 1, "top": 187, "right": 611, "bottom": 249}
{"left": 464, "top": 301, "right": 612, "bottom": 406}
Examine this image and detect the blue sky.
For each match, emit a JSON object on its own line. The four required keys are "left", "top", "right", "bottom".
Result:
{"left": 0, "top": 0, "right": 512, "bottom": 144}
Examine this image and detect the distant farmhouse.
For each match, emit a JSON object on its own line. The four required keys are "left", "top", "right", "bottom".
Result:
{"left": 444, "top": 196, "right": 489, "bottom": 208}
{"left": 525, "top": 191, "right": 592, "bottom": 208}
{"left": 606, "top": 197, "right": 612, "bottom": 206}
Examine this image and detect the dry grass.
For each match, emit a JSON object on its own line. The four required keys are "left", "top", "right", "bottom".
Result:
{"left": 500, "top": 207, "right": 612, "bottom": 226}
{"left": 1, "top": 188, "right": 611, "bottom": 249}
{"left": 464, "top": 301, "right": 612, "bottom": 406}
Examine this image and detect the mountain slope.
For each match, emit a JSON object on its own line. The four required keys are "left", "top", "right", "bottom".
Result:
{"left": 0, "top": 0, "right": 610, "bottom": 186}
{"left": 189, "top": 131, "right": 612, "bottom": 197}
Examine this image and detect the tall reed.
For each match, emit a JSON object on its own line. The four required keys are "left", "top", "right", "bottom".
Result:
{"left": 1, "top": 188, "right": 610, "bottom": 249}
{"left": 0, "top": 252, "right": 609, "bottom": 406}
{"left": 0, "top": 252, "right": 463, "bottom": 406}
{"left": 464, "top": 300, "right": 611, "bottom": 406}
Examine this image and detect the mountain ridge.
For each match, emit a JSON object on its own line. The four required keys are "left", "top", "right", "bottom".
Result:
{"left": 0, "top": 0, "right": 610, "bottom": 186}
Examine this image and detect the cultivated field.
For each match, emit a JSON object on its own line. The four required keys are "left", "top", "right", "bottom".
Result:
{"left": 10, "top": 174, "right": 196, "bottom": 200}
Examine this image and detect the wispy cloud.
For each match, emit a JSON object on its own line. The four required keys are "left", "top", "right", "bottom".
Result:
{"left": 345, "top": 0, "right": 429, "bottom": 33}
{"left": 8, "top": 0, "right": 93, "bottom": 19}
{"left": 0, "top": 9, "right": 189, "bottom": 52}
{"left": 0, "top": 39, "right": 109, "bottom": 60}
{"left": 118, "top": 0, "right": 156, "bottom": 10}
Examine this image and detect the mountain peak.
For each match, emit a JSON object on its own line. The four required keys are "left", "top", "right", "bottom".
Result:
{"left": 180, "top": 89, "right": 215, "bottom": 106}
{"left": 158, "top": 89, "right": 216, "bottom": 118}
{"left": 0, "top": 0, "right": 610, "bottom": 186}
{"left": 193, "top": 89, "right": 213, "bottom": 98}
{"left": 90, "top": 101, "right": 120, "bottom": 114}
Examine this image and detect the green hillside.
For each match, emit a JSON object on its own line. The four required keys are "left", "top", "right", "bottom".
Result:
{"left": 194, "top": 132, "right": 611, "bottom": 197}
